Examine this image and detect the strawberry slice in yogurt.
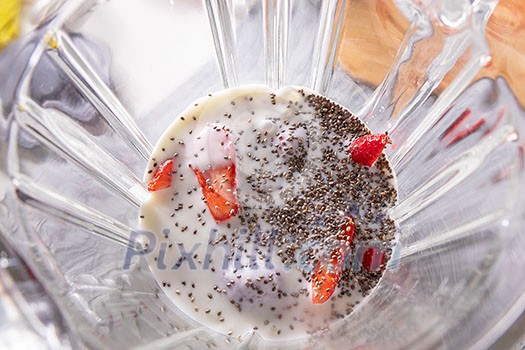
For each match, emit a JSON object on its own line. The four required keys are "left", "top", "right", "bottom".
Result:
{"left": 189, "top": 124, "right": 239, "bottom": 223}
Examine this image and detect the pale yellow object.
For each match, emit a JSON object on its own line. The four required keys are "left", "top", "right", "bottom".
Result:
{"left": 44, "top": 33, "right": 57, "bottom": 49}
{"left": 0, "top": 0, "right": 21, "bottom": 50}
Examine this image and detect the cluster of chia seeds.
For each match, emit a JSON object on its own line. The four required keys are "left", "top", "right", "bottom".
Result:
{"left": 233, "top": 92, "right": 397, "bottom": 298}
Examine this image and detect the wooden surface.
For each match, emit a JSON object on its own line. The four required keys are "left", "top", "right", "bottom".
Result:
{"left": 338, "top": 0, "right": 525, "bottom": 107}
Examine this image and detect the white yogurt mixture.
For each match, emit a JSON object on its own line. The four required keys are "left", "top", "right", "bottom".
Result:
{"left": 139, "top": 85, "right": 397, "bottom": 341}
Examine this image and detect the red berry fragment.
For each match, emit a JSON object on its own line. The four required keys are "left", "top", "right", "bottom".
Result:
{"left": 192, "top": 165, "right": 239, "bottom": 223}
{"left": 190, "top": 125, "right": 239, "bottom": 223}
{"left": 148, "top": 159, "right": 174, "bottom": 192}
{"left": 311, "top": 217, "right": 355, "bottom": 304}
{"left": 349, "top": 133, "right": 391, "bottom": 167}
{"left": 362, "top": 247, "right": 385, "bottom": 272}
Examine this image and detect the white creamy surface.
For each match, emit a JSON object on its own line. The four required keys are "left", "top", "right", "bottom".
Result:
{"left": 139, "top": 85, "right": 396, "bottom": 341}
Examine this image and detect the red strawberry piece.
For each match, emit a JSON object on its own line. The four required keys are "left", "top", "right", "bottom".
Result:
{"left": 311, "top": 217, "right": 355, "bottom": 304}
{"left": 192, "top": 165, "right": 239, "bottom": 223}
{"left": 349, "top": 133, "right": 391, "bottom": 167}
{"left": 147, "top": 159, "right": 174, "bottom": 192}
{"left": 362, "top": 247, "right": 385, "bottom": 272}
{"left": 311, "top": 256, "right": 341, "bottom": 305}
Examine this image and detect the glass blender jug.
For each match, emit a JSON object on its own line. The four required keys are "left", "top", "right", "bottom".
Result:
{"left": 0, "top": 0, "right": 525, "bottom": 349}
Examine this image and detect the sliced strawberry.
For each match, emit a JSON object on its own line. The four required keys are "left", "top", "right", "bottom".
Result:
{"left": 311, "top": 258, "right": 341, "bottom": 305}
{"left": 312, "top": 217, "right": 355, "bottom": 304}
{"left": 349, "top": 133, "right": 391, "bottom": 167}
{"left": 190, "top": 125, "right": 239, "bottom": 223}
{"left": 192, "top": 165, "right": 239, "bottom": 223}
{"left": 147, "top": 159, "right": 174, "bottom": 192}
{"left": 362, "top": 247, "right": 385, "bottom": 272}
